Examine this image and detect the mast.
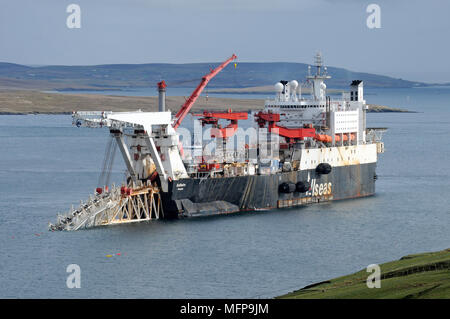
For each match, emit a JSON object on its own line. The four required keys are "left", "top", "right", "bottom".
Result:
{"left": 306, "top": 52, "right": 331, "bottom": 101}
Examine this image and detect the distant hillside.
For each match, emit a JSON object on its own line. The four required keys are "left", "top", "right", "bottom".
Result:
{"left": 0, "top": 61, "right": 427, "bottom": 90}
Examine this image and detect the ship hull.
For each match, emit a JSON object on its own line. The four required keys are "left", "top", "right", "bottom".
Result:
{"left": 161, "top": 162, "right": 377, "bottom": 218}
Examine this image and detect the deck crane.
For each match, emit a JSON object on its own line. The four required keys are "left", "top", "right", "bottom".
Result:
{"left": 194, "top": 109, "right": 248, "bottom": 139}
{"left": 172, "top": 54, "right": 237, "bottom": 129}
{"left": 254, "top": 111, "right": 356, "bottom": 144}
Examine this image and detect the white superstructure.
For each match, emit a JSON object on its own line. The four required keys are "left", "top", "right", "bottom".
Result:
{"left": 264, "top": 52, "right": 368, "bottom": 146}
{"left": 72, "top": 110, "right": 188, "bottom": 192}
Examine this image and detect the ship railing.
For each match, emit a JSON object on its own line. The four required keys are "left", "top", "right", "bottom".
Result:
{"left": 366, "top": 127, "right": 387, "bottom": 143}
{"left": 72, "top": 110, "right": 150, "bottom": 130}
{"left": 329, "top": 101, "right": 351, "bottom": 111}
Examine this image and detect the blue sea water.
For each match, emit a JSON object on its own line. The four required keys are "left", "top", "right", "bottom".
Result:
{"left": 0, "top": 87, "right": 449, "bottom": 298}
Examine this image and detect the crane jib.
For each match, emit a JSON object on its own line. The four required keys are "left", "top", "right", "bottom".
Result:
{"left": 173, "top": 54, "right": 237, "bottom": 129}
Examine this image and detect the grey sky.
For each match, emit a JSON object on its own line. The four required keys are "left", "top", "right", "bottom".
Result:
{"left": 0, "top": 0, "right": 449, "bottom": 82}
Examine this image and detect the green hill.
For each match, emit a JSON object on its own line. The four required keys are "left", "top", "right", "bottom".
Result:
{"left": 279, "top": 248, "right": 450, "bottom": 299}
{"left": 0, "top": 61, "right": 427, "bottom": 90}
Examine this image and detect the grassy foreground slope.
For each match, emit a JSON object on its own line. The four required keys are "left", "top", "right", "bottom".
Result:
{"left": 279, "top": 248, "right": 450, "bottom": 299}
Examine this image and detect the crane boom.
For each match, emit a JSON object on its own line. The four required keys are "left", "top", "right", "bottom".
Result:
{"left": 173, "top": 54, "right": 237, "bottom": 129}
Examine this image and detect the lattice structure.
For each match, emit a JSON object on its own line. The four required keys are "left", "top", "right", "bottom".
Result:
{"left": 49, "top": 183, "right": 163, "bottom": 231}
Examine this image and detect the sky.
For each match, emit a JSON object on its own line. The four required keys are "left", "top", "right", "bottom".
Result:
{"left": 0, "top": 0, "right": 449, "bottom": 83}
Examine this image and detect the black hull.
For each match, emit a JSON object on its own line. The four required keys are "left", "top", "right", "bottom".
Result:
{"left": 161, "top": 163, "right": 377, "bottom": 218}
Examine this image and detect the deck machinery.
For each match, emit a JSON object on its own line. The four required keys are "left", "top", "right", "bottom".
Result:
{"left": 49, "top": 53, "right": 385, "bottom": 231}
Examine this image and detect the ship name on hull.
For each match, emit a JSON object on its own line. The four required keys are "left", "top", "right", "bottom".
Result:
{"left": 306, "top": 179, "right": 332, "bottom": 197}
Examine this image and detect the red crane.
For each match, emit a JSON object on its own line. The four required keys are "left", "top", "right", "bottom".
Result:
{"left": 254, "top": 111, "right": 355, "bottom": 143}
{"left": 172, "top": 54, "right": 237, "bottom": 129}
{"left": 194, "top": 109, "right": 248, "bottom": 138}
{"left": 254, "top": 111, "right": 316, "bottom": 141}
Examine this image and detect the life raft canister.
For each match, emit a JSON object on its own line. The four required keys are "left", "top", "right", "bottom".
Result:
{"left": 279, "top": 182, "right": 296, "bottom": 193}
{"left": 316, "top": 163, "right": 332, "bottom": 175}
{"left": 295, "top": 181, "right": 311, "bottom": 193}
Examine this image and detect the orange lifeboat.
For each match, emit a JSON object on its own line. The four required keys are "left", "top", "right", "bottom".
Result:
{"left": 314, "top": 133, "right": 356, "bottom": 143}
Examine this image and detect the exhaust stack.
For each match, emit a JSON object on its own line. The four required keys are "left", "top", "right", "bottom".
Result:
{"left": 157, "top": 80, "right": 166, "bottom": 112}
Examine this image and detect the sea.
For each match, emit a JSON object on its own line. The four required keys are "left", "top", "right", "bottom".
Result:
{"left": 0, "top": 87, "right": 449, "bottom": 298}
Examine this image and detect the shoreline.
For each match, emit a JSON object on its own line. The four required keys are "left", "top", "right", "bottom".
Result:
{"left": 0, "top": 90, "right": 413, "bottom": 115}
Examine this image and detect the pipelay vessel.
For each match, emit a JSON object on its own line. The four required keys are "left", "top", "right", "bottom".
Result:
{"left": 49, "top": 53, "right": 385, "bottom": 231}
